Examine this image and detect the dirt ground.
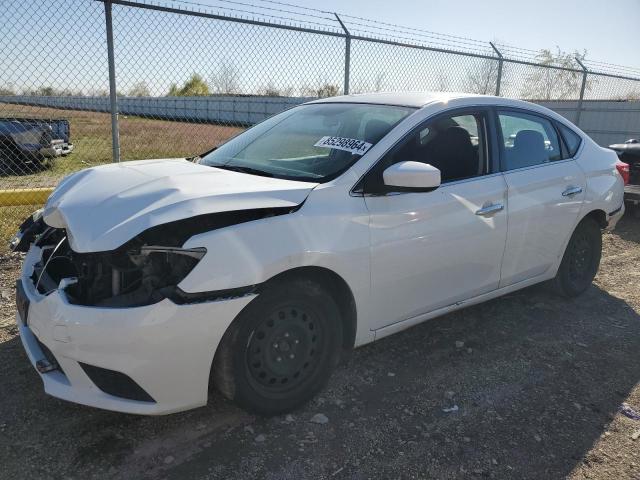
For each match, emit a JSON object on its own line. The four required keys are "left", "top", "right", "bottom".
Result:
{"left": 1, "top": 216, "right": 639, "bottom": 480}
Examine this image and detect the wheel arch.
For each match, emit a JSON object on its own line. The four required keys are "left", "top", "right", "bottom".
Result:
{"left": 209, "top": 265, "right": 358, "bottom": 401}
{"left": 581, "top": 208, "right": 607, "bottom": 229}
{"left": 263, "top": 266, "right": 358, "bottom": 351}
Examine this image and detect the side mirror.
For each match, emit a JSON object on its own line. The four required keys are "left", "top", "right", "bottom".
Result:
{"left": 382, "top": 161, "right": 441, "bottom": 192}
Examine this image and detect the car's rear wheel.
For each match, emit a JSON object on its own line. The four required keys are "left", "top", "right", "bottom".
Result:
{"left": 551, "top": 216, "right": 602, "bottom": 297}
{"left": 212, "top": 279, "right": 343, "bottom": 415}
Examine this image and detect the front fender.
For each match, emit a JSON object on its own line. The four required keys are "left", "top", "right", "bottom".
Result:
{"left": 178, "top": 186, "right": 371, "bottom": 319}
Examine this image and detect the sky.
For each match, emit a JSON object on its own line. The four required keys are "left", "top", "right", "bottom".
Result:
{"left": 291, "top": 0, "right": 640, "bottom": 70}
{"left": 1, "top": 0, "right": 639, "bottom": 98}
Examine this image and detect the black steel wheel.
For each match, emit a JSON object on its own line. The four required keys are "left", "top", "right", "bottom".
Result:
{"left": 212, "top": 278, "right": 343, "bottom": 415}
{"left": 552, "top": 216, "right": 602, "bottom": 297}
{"left": 245, "top": 304, "right": 325, "bottom": 394}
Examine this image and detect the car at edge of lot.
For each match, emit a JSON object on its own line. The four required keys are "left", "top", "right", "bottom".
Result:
{"left": 11, "top": 92, "right": 625, "bottom": 416}
{"left": 609, "top": 138, "right": 640, "bottom": 214}
{"left": 0, "top": 117, "right": 74, "bottom": 174}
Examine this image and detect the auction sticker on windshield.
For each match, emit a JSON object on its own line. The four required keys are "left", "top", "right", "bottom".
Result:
{"left": 314, "top": 136, "right": 373, "bottom": 155}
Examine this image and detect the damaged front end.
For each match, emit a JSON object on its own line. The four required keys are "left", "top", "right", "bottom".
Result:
{"left": 13, "top": 207, "right": 294, "bottom": 307}
{"left": 26, "top": 225, "right": 205, "bottom": 307}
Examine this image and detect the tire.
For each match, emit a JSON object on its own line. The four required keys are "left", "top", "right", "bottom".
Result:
{"left": 551, "top": 216, "right": 602, "bottom": 297}
{"left": 212, "top": 279, "right": 343, "bottom": 415}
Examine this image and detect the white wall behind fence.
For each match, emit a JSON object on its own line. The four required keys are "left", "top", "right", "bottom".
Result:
{"left": 1, "top": 95, "right": 639, "bottom": 147}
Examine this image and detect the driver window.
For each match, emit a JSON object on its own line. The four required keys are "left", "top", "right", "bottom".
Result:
{"left": 386, "top": 113, "right": 487, "bottom": 184}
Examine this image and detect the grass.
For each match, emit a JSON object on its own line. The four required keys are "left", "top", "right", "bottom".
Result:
{"left": 0, "top": 103, "right": 244, "bottom": 247}
{"left": 0, "top": 204, "right": 35, "bottom": 246}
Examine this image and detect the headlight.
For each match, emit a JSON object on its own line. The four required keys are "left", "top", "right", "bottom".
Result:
{"left": 35, "top": 238, "right": 207, "bottom": 308}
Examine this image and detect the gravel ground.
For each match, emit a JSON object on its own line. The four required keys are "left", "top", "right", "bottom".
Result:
{"left": 1, "top": 217, "right": 639, "bottom": 480}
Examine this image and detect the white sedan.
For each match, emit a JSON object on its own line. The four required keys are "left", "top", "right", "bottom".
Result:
{"left": 12, "top": 92, "right": 625, "bottom": 415}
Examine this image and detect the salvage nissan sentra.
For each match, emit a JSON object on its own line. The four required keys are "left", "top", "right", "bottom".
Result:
{"left": 12, "top": 92, "right": 625, "bottom": 415}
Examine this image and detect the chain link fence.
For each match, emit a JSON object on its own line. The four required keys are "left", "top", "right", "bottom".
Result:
{"left": 1, "top": 0, "right": 640, "bottom": 246}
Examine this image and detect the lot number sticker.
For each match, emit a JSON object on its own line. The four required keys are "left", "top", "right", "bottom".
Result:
{"left": 314, "top": 136, "right": 373, "bottom": 155}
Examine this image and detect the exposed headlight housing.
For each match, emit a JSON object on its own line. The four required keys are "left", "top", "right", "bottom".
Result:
{"left": 68, "top": 245, "right": 206, "bottom": 307}
{"left": 31, "top": 233, "right": 207, "bottom": 308}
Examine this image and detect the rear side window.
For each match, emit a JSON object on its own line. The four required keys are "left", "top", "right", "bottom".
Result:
{"left": 558, "top": 123, "right": 582, "bottom": 157}
{"left": 498, "top": 111, "right": 562, "bottom": 171}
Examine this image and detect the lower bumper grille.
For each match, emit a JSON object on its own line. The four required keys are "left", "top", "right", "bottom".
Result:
{"left": 79, "top": 363, "right": 155, "bottom": 403}
{"left": 35, "top": 337, "right": 64, "bottom": 376}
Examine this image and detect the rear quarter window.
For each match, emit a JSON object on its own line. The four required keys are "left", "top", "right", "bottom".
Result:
{"left": 558, "top": 123, "right": 582, "bottom": 158}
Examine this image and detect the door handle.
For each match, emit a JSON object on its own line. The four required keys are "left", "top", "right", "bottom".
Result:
{"left": 475, "top": 203, "right": 504, "bottom": 216}
{"left": 562, "top": 186, "right": 583, "bottom": 197}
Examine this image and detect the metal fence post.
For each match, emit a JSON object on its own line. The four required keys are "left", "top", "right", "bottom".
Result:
{"left": 334, "top": 13, "right": 351, "bottom": 95}
{"left": 575, "top": 57, "right": 588, "bottom": 128}
{"left": 490, "top": 42, "right": 503, "bottom": 97}
{"left": 104, "top": 0, "right": 121, "bottom": 163}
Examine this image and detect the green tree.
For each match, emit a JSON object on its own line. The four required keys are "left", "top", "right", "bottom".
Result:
{"left": 166, "top": 74, "right": 210, "bottom": 96}
{"left": 181, "top": 73, "right": 209, "bottom": 96}
{"left": 167, "top": 83, "right": 180, "bottom": 96}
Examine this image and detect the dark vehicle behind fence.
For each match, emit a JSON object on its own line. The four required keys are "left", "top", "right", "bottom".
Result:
{"left": 610, "top": 139, "right": 640, "bottom": 215}
{"left": 0, "top": 118, "right": 73, "bottom": 174}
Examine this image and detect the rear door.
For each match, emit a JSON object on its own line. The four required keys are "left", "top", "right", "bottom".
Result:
{"left": 497, "top": 109, "right": 586, "bottom": 286}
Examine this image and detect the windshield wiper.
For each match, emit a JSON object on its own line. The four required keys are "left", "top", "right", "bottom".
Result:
{"left": 211, "top": 164, "right": 275, "bottom": 178}
{"left": 188, "top": 145, "right": 219, "bottom": 163}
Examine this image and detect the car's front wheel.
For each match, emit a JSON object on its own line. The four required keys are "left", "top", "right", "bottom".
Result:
{"left": 212, "top": 278, "right": 343, "bottom": 415}
{"left": 551, "top": 216, "right": 602, "bottom": 297}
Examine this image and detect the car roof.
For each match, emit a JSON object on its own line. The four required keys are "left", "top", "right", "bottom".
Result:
{"left": 308, "top": 91, "right": 559, "bottom": 112}
{"left": 307, "top": 91, "right": 482, "bottom": 108}
{"left": 306, "top": 91, "right": 577, "bottom": 129}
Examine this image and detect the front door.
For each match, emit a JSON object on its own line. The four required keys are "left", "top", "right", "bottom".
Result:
{"left": 361, "top": 109, "right": 508, "bottom": 330}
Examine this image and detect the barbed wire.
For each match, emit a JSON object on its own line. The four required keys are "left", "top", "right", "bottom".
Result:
{"left": 345, "top": 28, "right": 493, "bottom": 56}
{"left": 341, "top": 20, "right": 492, "bottom": 53}
{"left": 208, "top": 0, "right": 333, "bottom": 15}
{"left": 336, "top": 15, "right": 487, "bottom": 47}
{"left": 171, "top": 0, "right": 337, "bottom": 23}
{"left": 124, "top": 0, "right": 342, "bottom": 31}
{"left": 49, "top": 0, "right": 633, "bottom": 79}
{"left": 121, "top": 0, "right": 640, "bottom": 77}
{"left": 584, "top": 60, "right": 640, "bottom": 77}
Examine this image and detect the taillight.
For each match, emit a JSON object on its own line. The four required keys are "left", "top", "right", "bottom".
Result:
{"left": 616, "top": 161, "right": 630, "bottom": 185}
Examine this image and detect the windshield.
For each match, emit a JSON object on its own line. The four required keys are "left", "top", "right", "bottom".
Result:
{"left": 199, "top": 103, "right": 415, "bottom": 182}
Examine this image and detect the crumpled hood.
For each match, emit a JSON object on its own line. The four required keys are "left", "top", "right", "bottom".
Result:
{"left": 43, "top": 159, "right": 318, "bottom": 252}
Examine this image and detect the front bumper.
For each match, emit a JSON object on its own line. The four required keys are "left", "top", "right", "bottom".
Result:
{"left": 16, "top": 246, "right": 254, "bottom": 415}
